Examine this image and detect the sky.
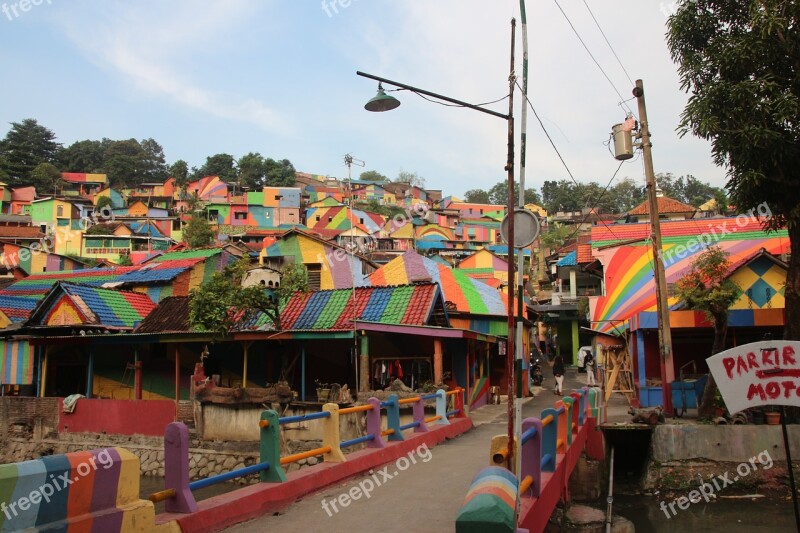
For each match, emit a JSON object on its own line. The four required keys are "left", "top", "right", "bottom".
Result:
{"left": 0, "top": 0, "right": 726, "bottom": 198}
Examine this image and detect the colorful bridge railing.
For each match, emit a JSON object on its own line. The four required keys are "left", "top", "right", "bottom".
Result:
{"left": 0, "top": 447, "right": 165, "bottom": 532}
{"left": 456, "top": 387, "right": 603, "bottom": 533}
{"left": 151, "top": 388, "right": 465, "bottom": 513}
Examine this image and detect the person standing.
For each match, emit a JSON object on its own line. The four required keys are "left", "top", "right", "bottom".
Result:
{"left": 553, "top": 353, "right": 565, "bottom": 395}
{"left": 584, "top": 348, "right": 596, "bottom": 386}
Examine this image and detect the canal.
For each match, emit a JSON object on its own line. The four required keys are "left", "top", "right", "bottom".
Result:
{"left": 613, "top": 495, "right": 796, "bottom": 532}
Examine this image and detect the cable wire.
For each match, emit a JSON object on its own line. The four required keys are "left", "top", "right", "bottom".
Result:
{"left": 515, "top": 80, "right": 581, "bottom": 189}
{"left": 581, "top": 0, "right": 635, "bottom": 87}
{"left": 552, "top": 0, "right": 633, "bottom": 115}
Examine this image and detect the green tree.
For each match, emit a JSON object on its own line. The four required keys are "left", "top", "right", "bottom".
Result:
{"left": 539, "top": 222, "right": 573, "bottom": 252}
{"left": 96, "top": 195, "right": 114, "bottom": 211}
{"left": 263, "top": 158, "right": 296, "bottom": 187}
{"left": 192, "top": 153, "right": 237, "bottom": 182}
{"left": 487, "top": 181, "right": 541, "bottom": 206}
{"left": 237, "top": 152, "right": 268, "bottom": 190}
{"left": 359, "top": 170, "right": 388, "bottom": 182}
{"left": 668, "top": 0, "right": 800, "bottom": 340}
{"left": 675, "top": 246, "right": 741, "bottom": 417}
{"left": 183, "top": 214, "right": 215, "bottom": 248}
{"left": 189, "top": 260, "right": 308, "bottom": 335}
{"left": 396, "top": 170, "right": 426, "bottom": 188}
{"left": 169, "top": 159, "right": 189, "bottom": 185}
{"left": 29, "top": 162, "right": 63, "bottom": 196}
{"left": 464, "top": 189, "right": 491, "bottom": 203}
{"left": 0, "top": 119, "right": 62, "bottom": 186}
{"left": 59, "top": 139, "right": 106, "bottom": 173}
{"left": 613, "top": 178, "right": 646, "bottom": 212}
{"left": 541, "top": 180, "right": 580, "bottom": 213}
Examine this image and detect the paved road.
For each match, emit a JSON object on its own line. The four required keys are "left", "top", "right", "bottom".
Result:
{"left": 226, "top": 369, "right": 590, "bottom": 532}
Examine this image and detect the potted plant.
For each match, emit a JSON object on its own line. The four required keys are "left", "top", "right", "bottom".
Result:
{"left": 315, "top": 380, "right": 331, "bottom": 402}
{"left": 765, "top": 406, "right": 781, "bottom": 425}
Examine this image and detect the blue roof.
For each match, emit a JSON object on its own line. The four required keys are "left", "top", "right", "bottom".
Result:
{"left": 557, "top": 251, "right": 578, "bottom": 267}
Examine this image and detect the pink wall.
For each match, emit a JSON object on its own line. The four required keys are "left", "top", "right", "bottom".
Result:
{"left": 58, "top": 399, "right": 175, "bottom": 436}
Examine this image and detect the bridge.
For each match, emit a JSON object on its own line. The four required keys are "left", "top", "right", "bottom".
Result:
{"left": 0, "top": 371, "right": 605, "bottom": 533}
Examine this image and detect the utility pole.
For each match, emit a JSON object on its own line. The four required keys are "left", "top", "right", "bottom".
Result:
{"left": 634, "top": 79, "right": 675, "bottom": 416}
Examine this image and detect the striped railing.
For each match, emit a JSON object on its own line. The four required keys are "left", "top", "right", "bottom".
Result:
{"left": 151, "top": 387, "right": 464, "bottom": 513}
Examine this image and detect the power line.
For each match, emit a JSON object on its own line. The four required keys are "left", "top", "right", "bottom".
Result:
{"left": 552, "top": 0, "right": 634, "bottom": 115}
{"left": 516, "top": 80, "right": 581, "bottom": 189}
{"left": 581, "top": 0, "right": 635, "bottom": 87}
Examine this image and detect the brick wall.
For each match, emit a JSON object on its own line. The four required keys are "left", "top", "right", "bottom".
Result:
{"left": 0, "top": 397, "right": 60, "bottom": 441}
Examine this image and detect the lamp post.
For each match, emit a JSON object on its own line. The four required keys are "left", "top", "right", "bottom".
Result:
{"left": 357, "top": 18, "right": 518, "bottom": 467}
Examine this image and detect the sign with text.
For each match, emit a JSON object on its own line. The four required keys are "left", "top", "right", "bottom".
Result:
{"left": 707, "top": 341, "right": 800, "bottom": 414}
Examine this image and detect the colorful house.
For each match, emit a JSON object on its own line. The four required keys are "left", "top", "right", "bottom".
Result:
{"left": 259, "top": 229, "right": 377, "bottom": 290}
{"left": 626, "top": 192, "right": 697, "bottom": 222}
{"left": 185, "top": 176, "right": 229, "bottom": 203}
{"left": 60, "top": 173, "right": 108, "bottom": 196}
{"left": 351, "top": 183, "right": 396, "bottom": 205}
{"left": 456, "top": 249, "right": 510, "bottom": 291}
{"left": 589, "top": 217, "right": 791, "bottom": 406}
{"left": 29, "top": 197, "right": 95, "bottom": 256}
{"left": 367, "top": 250, "right": 525, "bottom": 407}
{"left": 0, "top": 241, "right": 89, "bottom": 278}
{"left": 305, "top": 205, "right": 385, "bottom": 238}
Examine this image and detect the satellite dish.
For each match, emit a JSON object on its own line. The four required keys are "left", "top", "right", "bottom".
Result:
{"left": 500, "top": 208, "right": 541, "bottom": 248}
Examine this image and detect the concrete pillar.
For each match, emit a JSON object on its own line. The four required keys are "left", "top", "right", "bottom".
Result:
{"left": 134, "top": 349, "right": 142, "bottom": 400}
{"left": 359, "top": 334, "right": 369, "bottom": 392}
{"left": 242, "top": 342, "right": 250, "bottom": 388}
{"left": 433, "top": 338, "right": 443, "bottom": 385}
{"left": 569, "top": 269, "right": 577, "bottom": 299}
{"left": 86, "top": 352, "right": 94, "bottom": 398}
{"left": 571, "top": 319, "right": 579, "bottom": 366}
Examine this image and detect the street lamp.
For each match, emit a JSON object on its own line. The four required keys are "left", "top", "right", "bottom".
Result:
{"left": 356, "top": 18, "right": 520, "bottom": 469}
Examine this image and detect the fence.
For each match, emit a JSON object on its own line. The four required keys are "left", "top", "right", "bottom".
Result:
{"left": 457, "top": 387, "right": 601, "bottom": 532}
{"left": 150, "top": 388, "right": 464, "bottom": 513}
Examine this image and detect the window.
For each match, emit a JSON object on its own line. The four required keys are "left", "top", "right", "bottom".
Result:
{"left": 328, "top": 216, "right": 333, "bottom": 222}
{"left": 359, "top": 218, "right": 364, "bottom": 224}
{"left": 274, "top": 195, "right": 281, "bottom": 201}
{"left": 56, "top": 205, "right": 64, "bottom": 217}
{"left": 234, "top": 212, "right": 247, "bottom": 220}
{"left": 316, "top": 215, "right": 321, "bottom": 221}
{"left": 307, "top": 264, "right": 322, "bottom": 290}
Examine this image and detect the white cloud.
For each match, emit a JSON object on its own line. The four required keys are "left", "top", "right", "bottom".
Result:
{"left": 54, "top": 0, "right": 288, "bottom": 134}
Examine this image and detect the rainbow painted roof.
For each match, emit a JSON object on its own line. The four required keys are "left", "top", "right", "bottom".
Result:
{"left": 264, "top": 282, "right": 446, "bottom": 331}
{"left": 27, "top": 282, "right": 156, "bottom": 328}
{"left": 368, "top": 251, "right": 506, "bottom": 316}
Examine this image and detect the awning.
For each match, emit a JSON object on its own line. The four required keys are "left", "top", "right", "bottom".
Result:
{"left": 1, "top": 340, "right": 33, "bottom": 385}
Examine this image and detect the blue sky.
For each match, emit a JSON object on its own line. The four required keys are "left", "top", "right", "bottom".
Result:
{"left": 0, "top": 0, "right": 725, "bottom": 197}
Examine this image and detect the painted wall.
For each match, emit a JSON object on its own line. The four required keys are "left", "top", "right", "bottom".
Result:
{"left": 730, "top": 255, "right": 786, "bottom": 309}
{"left": 58, "top": 399, "right": 176, "bottom": 436}
{"left": 590, "top": 218, "right": 790, "bottom": 334}
{"left": 260, "top": 233, "right": 369, "bottom": 289}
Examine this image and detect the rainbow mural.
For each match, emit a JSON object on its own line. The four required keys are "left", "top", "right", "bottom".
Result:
{"left": 0, "top": 340, "right": 32, "bottom": 385}
{"left": 368, "top": 251, "right": 506, "bottom": 316}
{"left": 590, "top": 218, "right": 790, "bottom": 333}
{"left": 0, "top": 447, "right": 157, "bottom": 532}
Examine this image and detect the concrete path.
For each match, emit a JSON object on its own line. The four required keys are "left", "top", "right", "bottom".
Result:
{"left": 225, "top": 369, "right": 592, "bottom": 532}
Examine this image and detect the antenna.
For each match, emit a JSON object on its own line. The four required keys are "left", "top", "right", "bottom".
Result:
{"left": 343, "top": 154, "right": 365, "bottom": 180}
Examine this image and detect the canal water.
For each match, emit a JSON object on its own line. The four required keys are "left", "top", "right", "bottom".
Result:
{"left": 613, "top": 494, "right": 796, "bottom": 532}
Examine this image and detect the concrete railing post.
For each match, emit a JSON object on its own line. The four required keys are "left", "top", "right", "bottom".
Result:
{"left": 322, "top": 403, "right": 347, "bottom": 462}
{"left": 563, "top": 397, "right": 575, "bottom": 446}
{"left": 434, "top": 389, "right": 450, "bottom": 425}
{"left": 259, "top": 410, "right": 287, "bottom": 482}
{"left": 540, "top": 407, "right": 558, "bottom": 473}
{"left": 385, "top": 394, "right": 404, "bottom": 441}
{"left": 520, "top": 417, "right": 543, "bottom": 498}
{"left": 555, "top": 400, "right": 568, "bottom": 454}
{"left": 366, "top": 397, "right": 386, "bottom": 448}
{"left": 163, "top": 422, "right": 198, "bottom": 513}
{"left": 411, "top": 398, "right": 429, "bottom": 433}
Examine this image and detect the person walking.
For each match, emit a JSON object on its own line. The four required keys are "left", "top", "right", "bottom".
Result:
{"left": 584, "top": 348, "right": 596, "bottom": 386}
{"left": 553, "top": 353, "right": 565, "bottom": 395}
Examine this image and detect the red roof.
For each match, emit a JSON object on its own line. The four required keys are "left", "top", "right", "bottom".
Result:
{"left": 629, "top": 196, "right": 696, "bottom": 216}
{"left": 0, "top": 226, "right": 46, "bottom": 239}
{"left": 577, "top": 244, "right": 594, "bottom": 264}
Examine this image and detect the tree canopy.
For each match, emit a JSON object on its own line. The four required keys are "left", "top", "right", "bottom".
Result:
{"left": 189, "top": 260, "right": 308, "bottom": 335}
{"left": 667, "top": 0, "right": 800, "bottom": 340}
{"left": 0, "top": 119, "right": 62, "bottom": 186}
{"left": 359, "top": 170, "right": 388, "bottom": 182}
{"left": 183, "top": 213, "right": 215, "bottom": 248}
{"left": 675, "top": 246, "right": 741, "bottom": 416}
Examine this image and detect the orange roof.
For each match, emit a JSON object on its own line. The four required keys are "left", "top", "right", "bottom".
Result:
{"left": 629, "top": 196, "right": 696, "bottom": 215}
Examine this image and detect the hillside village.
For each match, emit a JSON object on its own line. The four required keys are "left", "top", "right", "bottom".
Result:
{"left": 0, "top": 165, "right": 789, "bottom": 418}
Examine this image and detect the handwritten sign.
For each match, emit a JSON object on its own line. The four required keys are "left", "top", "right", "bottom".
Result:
{"left": 706, "top": 341, "right": 800, "bottom": 414}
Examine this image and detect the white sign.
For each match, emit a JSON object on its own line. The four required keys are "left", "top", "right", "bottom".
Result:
{"left": 707, "top": 341, "right": 800, "bottom": 414}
